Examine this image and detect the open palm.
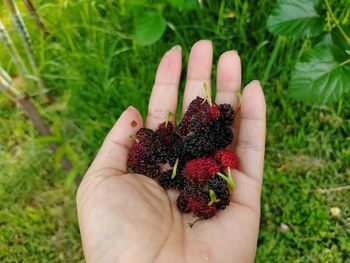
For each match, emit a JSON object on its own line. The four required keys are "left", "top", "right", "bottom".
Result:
{"left": 77, "top": 40, "right": 266, "bottom": 263}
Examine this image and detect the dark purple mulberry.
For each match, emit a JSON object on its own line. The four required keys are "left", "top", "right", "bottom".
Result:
{"left": 128, "top": 128, "right": 160, "bottom": 177}
{"left": 183, "top": 179, "right": 202, "bottom": 198}
{"left": 182, "top": 131, "right": 216, "bottom": 161}
{"left": 212, "top": 123, "right": 233, "bottom": 149}
{"left": 178, "top": 97, "right": 205, "bottom": 135}
{"left": 182, "top": 121, "right": 232, "bottom": 161}
{"left": 136, "top": 128, "right": 155, "bottom": 144}
{"left": 159, "top": 170, "right": 184, "bottom": 190}
{"left": 176, "top": 192, "right": 190, "bottom": 213}
{"left": 208, "top": 176, "right": 230, "bottom": 209}
{"left": 188, "top": 192, "right": 216, "bottom": 219}
{"left": 219, "top": 104, "right": 235, "bottom": 126}
{"left": 155, "top": 122, "right": 183, "bottom": 164}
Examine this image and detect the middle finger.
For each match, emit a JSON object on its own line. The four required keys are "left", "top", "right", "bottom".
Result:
{"left": 182, "top": 40, "right": 213, "bottom": 114}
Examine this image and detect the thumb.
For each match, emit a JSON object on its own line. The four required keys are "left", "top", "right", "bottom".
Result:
{"left": 86, "top": 106, "right": 143, "bottom": 177}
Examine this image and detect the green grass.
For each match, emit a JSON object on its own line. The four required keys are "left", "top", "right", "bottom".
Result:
{"left": 1, "top": 0, "right": 349, "bottom": 261}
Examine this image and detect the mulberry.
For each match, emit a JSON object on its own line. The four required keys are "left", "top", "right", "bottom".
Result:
{"left": 183, "top": 157, "right": 219, "bottom": 183}
{"left": 208, "top": 176, "right": 230, "bottom": 209}
{"left": 219, "top": 104, "right": 235, "bottom": 126}
{"left": 214, "top": 150, "right": 239, "bottom": 169}
{"left": 176, "top": 192, "right": 190, "bottom": 213}
{"left": 159, "top": 170, "right": 184, "bottom": 190}
{"left": 188, "top": 193, "right": 216, "bottom": 219}
{"left": 127, "top": 94, "right": 240, "bottom": 220}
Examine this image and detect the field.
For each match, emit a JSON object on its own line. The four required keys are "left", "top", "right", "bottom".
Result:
{"left": 0, "top": 0, "right": 349, "bottom": 262}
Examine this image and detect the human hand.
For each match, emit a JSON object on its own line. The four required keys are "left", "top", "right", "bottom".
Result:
{"left": 77, "top": 40, "right": 266, "bottom": 263}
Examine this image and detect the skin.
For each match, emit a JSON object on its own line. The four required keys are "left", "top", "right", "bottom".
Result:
{"left": 77, "top": 40, "right": 266, "bottom": 263}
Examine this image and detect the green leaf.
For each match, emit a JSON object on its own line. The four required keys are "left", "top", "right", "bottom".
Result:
{"left": 287, "top": 45, "right": 350, "bottom": 104}
{"left": 53, "top": 144, "right": 67, "bottom": 170}
{"left": 267, "top": 0, "right": 324, "bottom": 38}
{"left": 331, "top": 26, "right": 350, "bottom": 51}
{"left": 168, "top": 0, "right": 197, "bottom": 11}
{"left": 35, "top": 135, "right": 62, "bottom": 144}
{"left": 64, "top": 166, "right": 80, "bottom": 191}
{"left": 316, "top": 31, "right": 350, "bottom": 52}
{"left": 124, "top": 0, "right": 152, "bottom": 14}
{"left": 134, "top": 12, "right": 167, "bottom": 46}
{"left": 314, "top": 32, "right": 333, "bottom": 47}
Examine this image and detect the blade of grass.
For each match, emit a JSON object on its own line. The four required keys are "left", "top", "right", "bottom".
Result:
{"left": 262, "top": 36, "right": 283, "bottom": 82}
{"left": 216, "top": 0, "right": 225, "bottom": 34}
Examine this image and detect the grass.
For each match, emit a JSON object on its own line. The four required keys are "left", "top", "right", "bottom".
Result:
{"left": 0, "top": 0, "right": 349, "bottom": 261}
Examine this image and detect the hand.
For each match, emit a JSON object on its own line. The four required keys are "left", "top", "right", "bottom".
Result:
{"left": 77, "top": 40, "right": 266, "bottom": 263}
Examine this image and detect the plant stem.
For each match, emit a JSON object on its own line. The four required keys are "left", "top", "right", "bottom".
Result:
{"left": 4, "top": 0, "right": 36, "bottom": 70}
{"left": 171, "top": 158, "right": 179, "bottom": 179}
{"left": 216, "top": 0, "right": 225, "bottom": 34}
{"left": 262, "top": 36, "right": 282, "bottom": 82}
{"left": 203, "top": 82, "right": 212, "bottom": 105}
{"left": 0, "top": 77, "right": 20, "bottom": 100}
{"left": 325, "top": 0, "right": 350, "bottom": 46}
{"left": 165, "top": 111, "right": 173, "bottom": 128}
{"left": 339, "top": 58, "right": 350, "bottom": 66}
{"left": 0, "top": 66, "right": 72, "bottom": 172}
{"left": 217, "top": 170, "right": 236, "bottom": 191}
{"left": 23, "top": 0, "right": 48, "bottom": 35}
{"left": 18, "top": 94, "right": 51, "bottom": 136}
{"left": 4, "top": 0, "right": 47, "bottom": 92}
{"left": 208, "top": 189, "right": 220, "bottom": 206}
{"left": 0, "top": 66, "right": 22, "bottom": 98}
{"left": 17, "top": 95, "right": 73, "bottom": 171}
{"left": 0, "top": 19, "right": 28, "bottom": 76}
{"left": 0, "top": 66, "right": 14, "bottom": 85}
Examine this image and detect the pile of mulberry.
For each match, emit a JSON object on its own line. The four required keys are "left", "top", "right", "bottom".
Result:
{"left": 128, "top": 96, "right": 239, "bottom": 220}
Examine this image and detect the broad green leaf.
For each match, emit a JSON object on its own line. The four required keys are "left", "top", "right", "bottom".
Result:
{"left": 316, "top": 31, "right": 350, "bottom": 54}
{"left": 267, "top": 0, "right": 324, "bottom": 38}
{"left": 168, "top": 0, "right": 197, "bottom": 11}
{"left": 134, "top": 12, "right": 167, "bottom": 46}
{"left": 314, "top": 32, "right": 333, "bottom": 47}
{"left": 288, "top": 45, "right": 350, "bottom": 104}
{"left": 331, "top": 26, "right": 350, "bottom": 51}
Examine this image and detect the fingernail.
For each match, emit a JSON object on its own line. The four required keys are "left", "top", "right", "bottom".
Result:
{"left": 251, "top": 80, "right": 261, "bottom": 86}
{"left": 231, "top": 49, "right": 238, "bottom": 55}
{"left": 127, "top": 106, "right": 136, "bottom": 110}
{"left": 171, "top": 45, "right": 182, "bottom": 52}
{"left": 201, "top": 39, "right": 212, "bottom": 44}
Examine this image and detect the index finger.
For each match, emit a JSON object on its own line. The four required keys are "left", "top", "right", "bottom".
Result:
{"left": 146, "top": 46, "right": 182, "bottom": 130}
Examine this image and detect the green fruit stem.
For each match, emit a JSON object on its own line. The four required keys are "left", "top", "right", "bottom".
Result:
{"left": 203, "top": 82, "right": 212, "bottom": 105}
{"left": 208, "top": 189, "right": 221, "bottom": 206}
{"left": 165, "top": 111, "right": 173, "bottom": 128}
{"left": 217, "top": 169, "right": 236, "bottom": 191}
{"left": 171, "top": 158, "right": 179, "bottom": 179}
